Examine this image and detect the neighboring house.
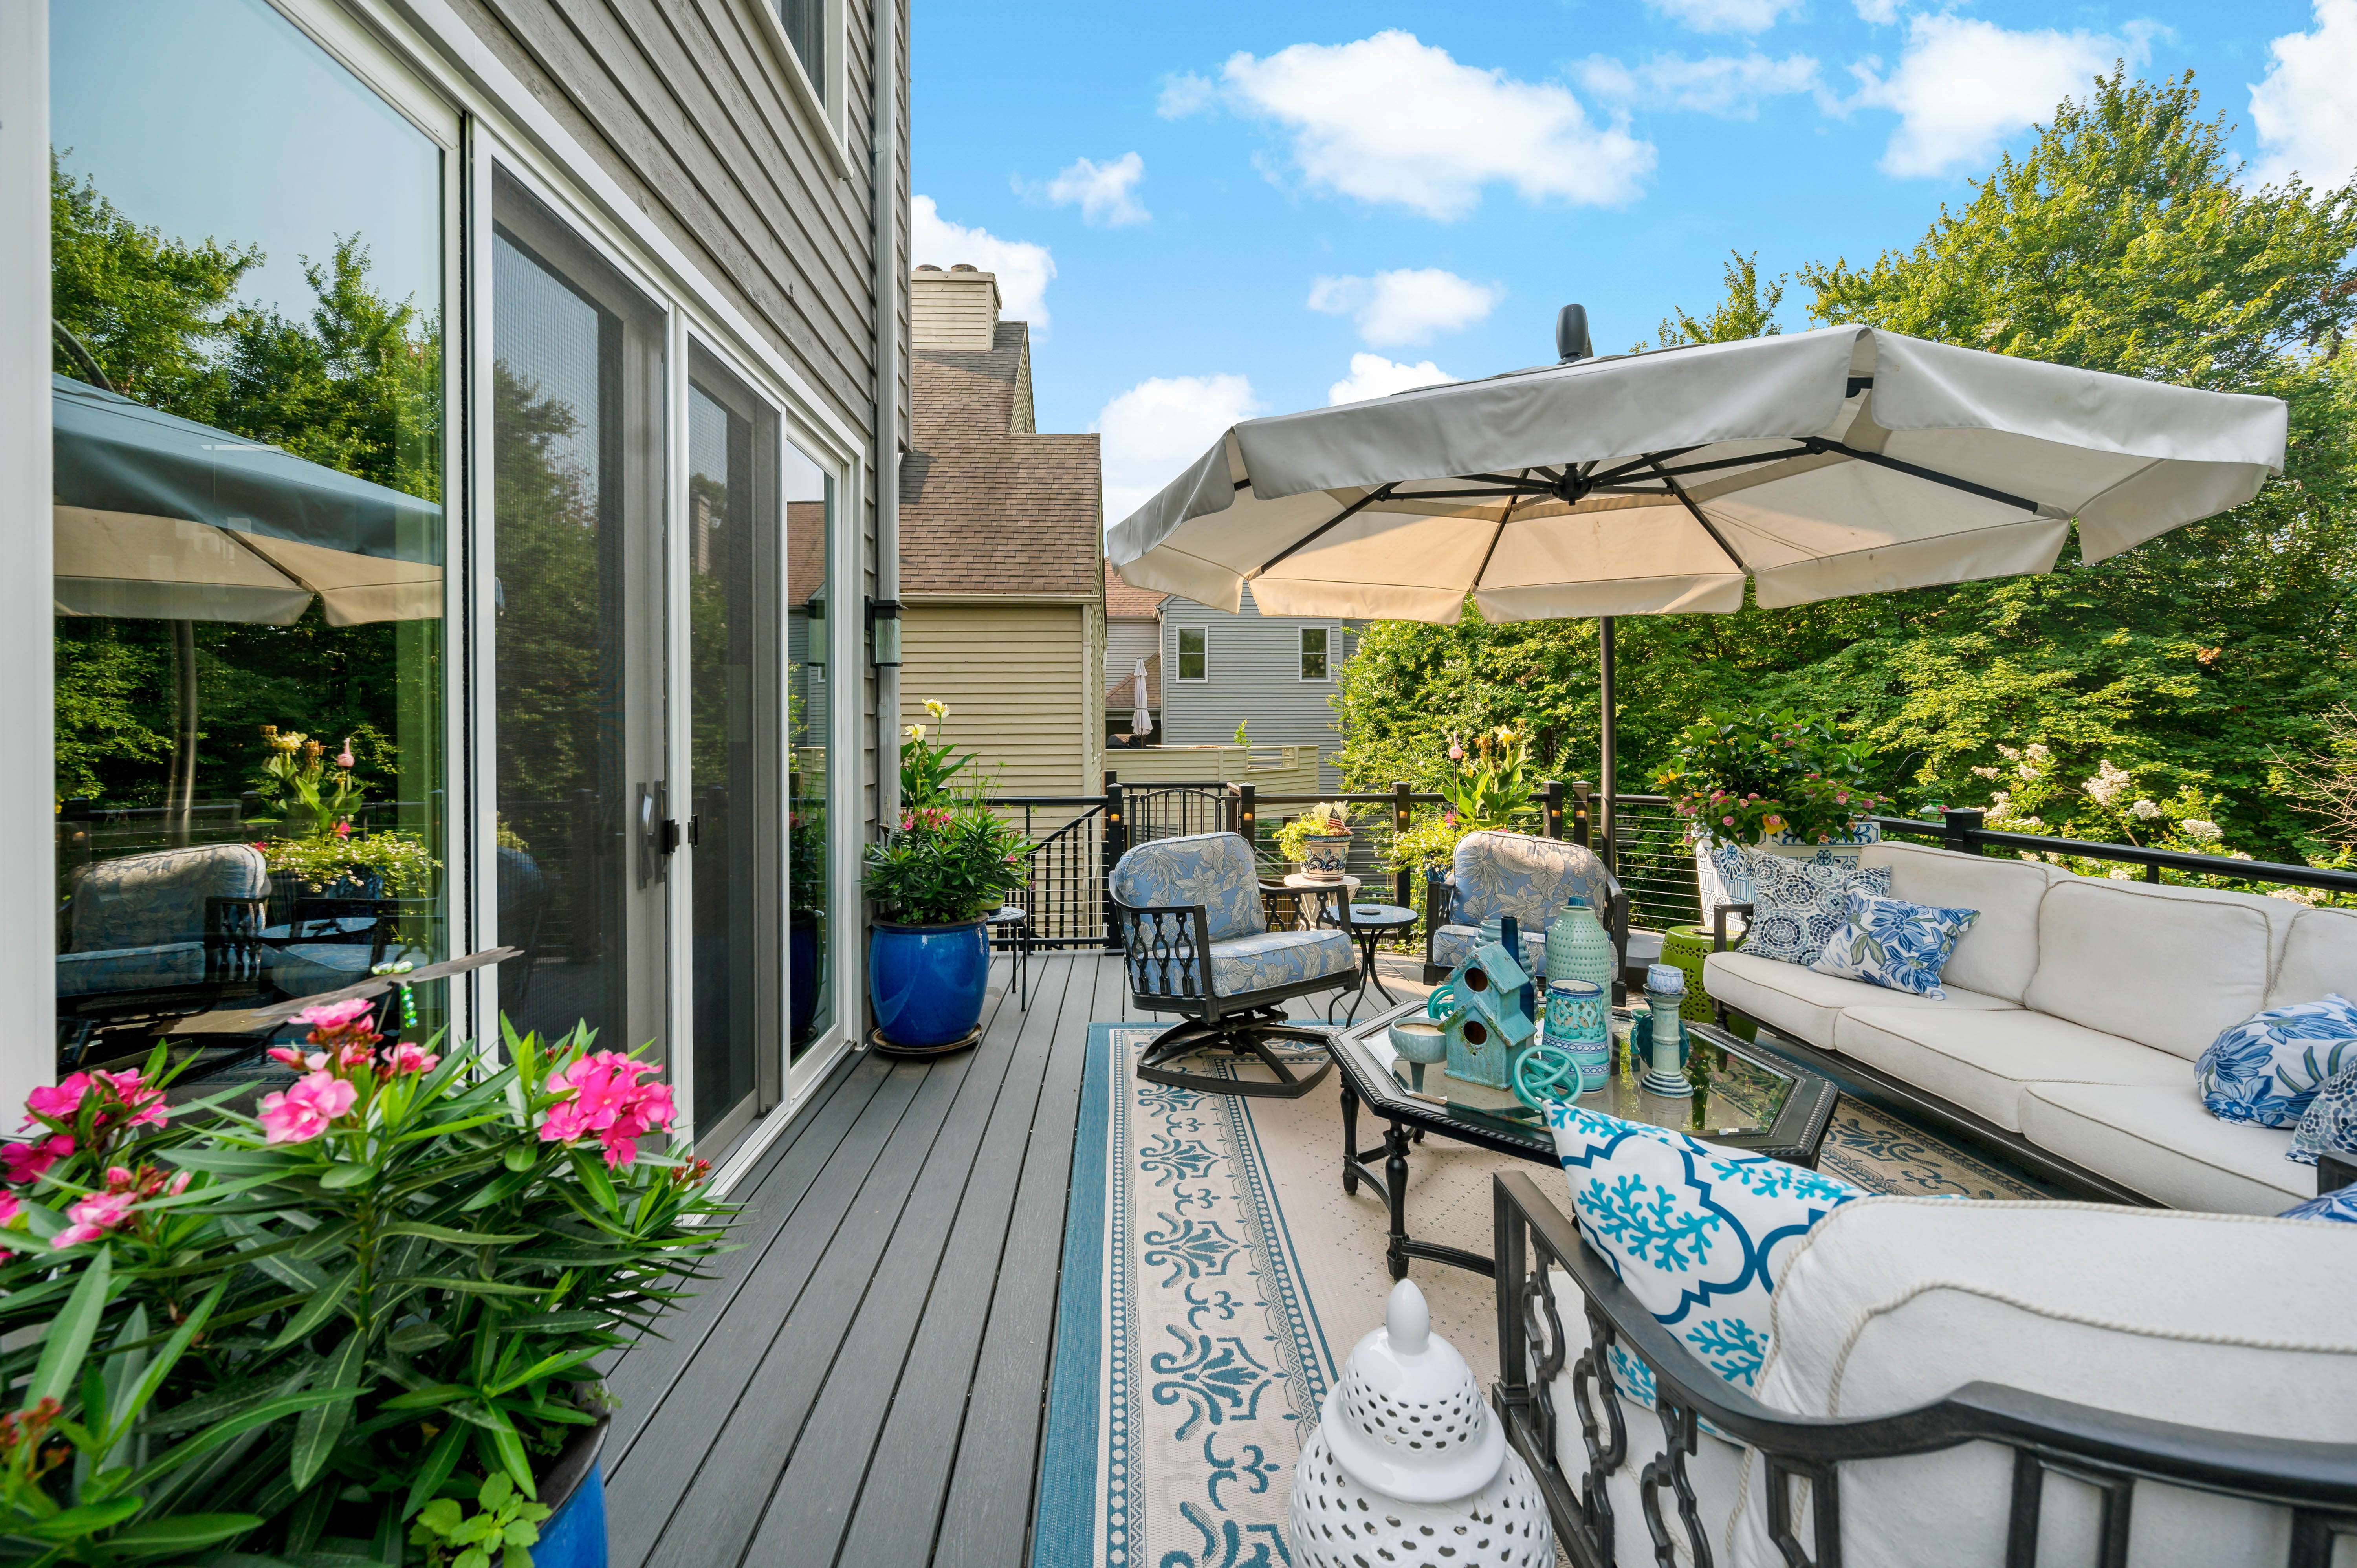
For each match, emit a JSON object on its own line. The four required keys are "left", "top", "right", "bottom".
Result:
{"left": 17, "top": 0, "right": 909, "bottom": 1158}
{"left": 1154, "top": 584, "right": 1362, "bottom": 788}
{"left": 1105, "top": 559, "right": 1165, "bottom": 747}
{"left": 899, "top": 265, "right": 1105, "bottom": 795}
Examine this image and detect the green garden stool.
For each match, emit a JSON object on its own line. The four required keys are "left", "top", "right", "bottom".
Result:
{"left": 1661, "top": 925, "right": 1756, "bottom": 1042}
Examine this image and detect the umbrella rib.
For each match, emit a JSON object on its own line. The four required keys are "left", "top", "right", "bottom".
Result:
{"left": 1469, "top": 470, "right": 1530, "bottom": 595}
{"left": 1803, "top": 438, "right": 2042, "bottom": 513}
{"left": 1650, "top": 459, "right": 1750, "bottom": 575}
{"left": 1248, "top": 482, "right": 1398, "bottom": 580}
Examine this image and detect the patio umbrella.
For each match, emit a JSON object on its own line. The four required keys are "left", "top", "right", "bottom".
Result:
{"left": 1129, "top": 657, "right": 1154, "bottom": 735}
{"left": 1107, "top": 321, "right": 2287, "bottom": 856}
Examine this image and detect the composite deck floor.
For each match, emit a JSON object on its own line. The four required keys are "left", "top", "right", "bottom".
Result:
{"left": 601, "top": 950, "right": 1151, "bottom": 1568}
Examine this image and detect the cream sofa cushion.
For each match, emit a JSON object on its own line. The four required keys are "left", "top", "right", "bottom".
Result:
{"left": 1834, "top": 1006, "right": 2182, "bottom": 1132}
{"left": 2020, "top": 1081, "right": 2314, "bottom": 1213}
{"left": 2022, "top": 878, "right": 2278, "bottom": 1061}
{"left": 1703, "top": 949, "right": 2016, "bottom": 1049}
{"left": 1859, "top": 840, "right": 2056, "bottom": 1003}
{"left": 2273, "top": 907, "right": 2357, "bottom": 1010}
{"left": 1728, "top": 1198, "right": 2357, "bottom": 1568}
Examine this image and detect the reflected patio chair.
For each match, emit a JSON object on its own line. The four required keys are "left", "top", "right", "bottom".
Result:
{"left": 1109, "top": 830, "right": 1358, "bottom": 1098}
{"left": 56, "top": 842, "right": 271, "bottom": 1066}
{"left": 262, "top": 894, "right": 434, "bottom": 1002}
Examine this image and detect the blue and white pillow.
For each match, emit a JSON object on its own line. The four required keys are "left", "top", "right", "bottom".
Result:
{"left": 2194, "top": 995, "right": 2357, "bottom": 1128}
{"left": 1547, "top": 1103, "right": 1864, "bottom": 1394}
{"left": 1738, "top": 852, "right": 1894, "bottom": 967}
{"left": 1810, "top": 890, "right": 1980, "bottom": 1000}
{"left": 2289, "top": 1059, "right": 2357, "bottom": 1167}
{"left": 2278, "top": 1185, "right": 2357, "bottom": 1224}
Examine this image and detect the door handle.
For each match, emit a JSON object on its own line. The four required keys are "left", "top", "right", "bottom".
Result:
{"left": 637, "top": 783, "right": 678, "bottom": 887}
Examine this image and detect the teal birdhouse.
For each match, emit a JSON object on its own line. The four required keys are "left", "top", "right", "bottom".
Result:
{"left": 1441, "top": 940, "right": 1538, "bottom": 1090}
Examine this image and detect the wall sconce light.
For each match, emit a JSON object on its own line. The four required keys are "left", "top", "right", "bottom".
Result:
{"left": 866, "top": 597, "right": 902, "bottom": 668}
{"left": 805, "top": 592, "right": 827, "bottom": 672}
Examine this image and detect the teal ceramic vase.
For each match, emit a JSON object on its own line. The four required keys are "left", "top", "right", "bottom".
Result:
{"left": 1543, "top": 978, "right": 1610, "bottom": 1093}
{"left": 1545, "top": 896, "right": 1617, "bottom": 1000}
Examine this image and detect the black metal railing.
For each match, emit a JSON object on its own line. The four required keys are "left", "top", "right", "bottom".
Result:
{"left": 992, "top": 799, "right": 1109, "bottom": 950}
{"left": 1873, "top": 810, "right": 2357, "bottom": 904}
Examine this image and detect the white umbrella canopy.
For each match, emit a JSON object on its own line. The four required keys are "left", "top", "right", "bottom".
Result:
{"left": 1107, "top": 324, "right": 2287, "bottom": 623}
{"left": 1129, "top": 657, "right": 1154, "bottom": 735}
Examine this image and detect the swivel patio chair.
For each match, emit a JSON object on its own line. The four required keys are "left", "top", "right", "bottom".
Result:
{"left": 1110, "top": 830, "right": 1360, "bottom": 1098}
{"left": 56, "top": 842, "right": 272, "bottom": 1068}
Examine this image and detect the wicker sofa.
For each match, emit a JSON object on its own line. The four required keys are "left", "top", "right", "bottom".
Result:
{"left": 1703, "top": 837, "right": 2357, "bottom": 1212}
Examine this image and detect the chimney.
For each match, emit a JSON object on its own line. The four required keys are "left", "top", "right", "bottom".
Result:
{"left": 912, "top": 263, "right": 1001, "bottom": 350}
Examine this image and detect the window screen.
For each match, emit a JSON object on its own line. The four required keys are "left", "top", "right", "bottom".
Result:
{"left": 1177, "top": 626, "right": 1207, "bottom": 681}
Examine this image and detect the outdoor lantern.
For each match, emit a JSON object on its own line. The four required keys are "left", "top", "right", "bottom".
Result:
{"left": 1290, "top": 1279, "right": 1549, "bottom": 1568}
{"left": 804, "top": 592, "right": 826, "bottom": 672}
{"left": 865, "top": 596, "right": 900, "bottom": 668}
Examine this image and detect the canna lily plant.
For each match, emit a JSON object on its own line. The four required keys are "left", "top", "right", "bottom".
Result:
{"left": 0, "top": 1000, "right": 727, "bottom": 1567}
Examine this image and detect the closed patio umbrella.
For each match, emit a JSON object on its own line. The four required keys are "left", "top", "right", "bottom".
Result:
{"left": 1130, "top": 657, "right": 1154, "bottom": 736}
{"left": 1107, "top": 320, "right": 2287, "bottom": 856}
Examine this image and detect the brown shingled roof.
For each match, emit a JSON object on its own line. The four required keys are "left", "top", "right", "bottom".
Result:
{"left": 900, "top": 321, "right": 1103, "bottom": 598}
{"left": 1104, "top": 558, "right": 1166, "bottom": 618}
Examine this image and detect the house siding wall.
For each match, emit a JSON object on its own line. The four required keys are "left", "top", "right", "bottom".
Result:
{"left": 902, "top": 602, "right": 1098, "bottom": 795}
{"left": 1106, "top": 619, "right": 1158, "bottom": 691}
{"left": 1158, "top": 585, "right": 1357, "bottom": 784}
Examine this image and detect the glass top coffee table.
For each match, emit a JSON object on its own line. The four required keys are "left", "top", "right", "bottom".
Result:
{"left": 1331, "top": 996, "right": 1838, "bottom": 1280}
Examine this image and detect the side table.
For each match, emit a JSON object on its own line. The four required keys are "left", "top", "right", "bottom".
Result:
{"left": 1326, "top": 902, "right": 1417, "bottom": 1026}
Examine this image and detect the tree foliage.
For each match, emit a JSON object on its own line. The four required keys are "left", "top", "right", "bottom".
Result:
{"left": 1338, "top": 70, "right": 2357, "bottom": 863}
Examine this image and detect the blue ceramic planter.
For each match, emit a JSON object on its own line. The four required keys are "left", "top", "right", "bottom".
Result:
{"left": 869, "top": 918, "right": 989, "bottom": 1049}
{"left": 529, "top": 1420, "right": 607, "bottom": 1568}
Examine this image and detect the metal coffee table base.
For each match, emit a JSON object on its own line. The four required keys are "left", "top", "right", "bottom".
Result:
{"left": 1339, "top": 1080, "right": 1483, "bottom": 1279}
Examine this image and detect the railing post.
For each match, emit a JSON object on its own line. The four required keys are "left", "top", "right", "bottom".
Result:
{"left": 1102, "top": 773, "right": 1125, "bottom": 951}
{"left": 1393, "top": 780, "right": 1412, "bottom": 910}
{"left": 1939, "top": 806, "right": 1983, "bottom": 855}
{"left": 1569, "top": 780, "right": 1593, "bottom": 848}
{"left": 1235, "top": 783, "right": 1257, "bottom": 858}
{"left": 1543, "top": 779, "right": 1565, "bottom": 841}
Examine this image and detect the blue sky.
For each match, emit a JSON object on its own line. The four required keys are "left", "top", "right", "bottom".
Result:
{"left": 911, "top": 0, "right": 2357, "bottom": 522}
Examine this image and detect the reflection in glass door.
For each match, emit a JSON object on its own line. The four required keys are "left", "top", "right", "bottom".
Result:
{"left": 685, "top": 349, "right": 779, "bottom": 1148}
{"left": 786, "top": 452, "right": 833, "bottom": 1057}
{"left": 490, "top": 170, "right": 670, "bottom": 1060}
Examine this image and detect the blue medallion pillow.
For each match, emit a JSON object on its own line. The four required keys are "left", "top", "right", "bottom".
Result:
{"left": 2278, "top": 1185, "right": 2357, "bottom": 1224}
{"left": 1738, "top": 851, "right": 1894, "bottom": 967}
{"left": 1546, "top": 1103, "right": 1864, "bottom": 1398}
{"left": 2194, "top": 995, "right": 2357, "bottom": 1128}
{"left": 2289, "top": 1059, "right": 2357, "bottom": 1167}
{"left": 1809, "top": 889, "right": 1981, "bottom": 1000}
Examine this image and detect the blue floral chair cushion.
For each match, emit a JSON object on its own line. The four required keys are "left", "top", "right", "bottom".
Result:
{"left": 55, "top": 942, "right": 206, "bottom": 998}
{"left": 1547, "top": 1103, "right": 1864, "bottom": 1398}
{"left": 1809, "top": 889, "right": 1980, "bottom": 999}
{"left": 1433, "top": 831, "right": 1612, "bottom": 973}
{"left": 57, "top": 844, "right": 269, "bottom": 999}
{"left": 2195, "top": 995, "right": 2357, "bottom": 1128}
{"left": 1109, "top": 832, "right": 1266, "bottom": 942}
{"left": 1430, "top": 922, "right": 1545, "bottom": 975}
{"left": 2279, "top": 1185, "right": 2357, "bottom": 1223}
{"left": 1739, "top": 852, "right": 1893, "bottom": 967}
{"left": 2290, "top": 1060, "right": 2357, "bottom": 1167}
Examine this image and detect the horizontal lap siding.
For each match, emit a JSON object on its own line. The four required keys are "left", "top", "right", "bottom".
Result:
{"left": 902, "top": 604, "right": 1091, "bottom": 795}
{"left": 1158, "top": 587, "right": 1356, "bottom": 775}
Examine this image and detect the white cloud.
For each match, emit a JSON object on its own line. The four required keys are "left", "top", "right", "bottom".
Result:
{"left": 1578, "top": 52, "right": 1820, "bottom": 117}
{"left": 1158, "top": 72, "right": 1217, "bottom": 118}
{"left": 1327, "top": 354, "right": 1459, "bottom": 406}
{"left": 1853, "top": 0, "right": 1903, "bottom": 22}
{"left": 1647, "top": 0, "right": 1803, "bottom": 35}
{"left": 1306, "top": 268, "right": 1503, "bottom": 347}
{"left": 1209, "top": 30, "right": 1654, "bottom": 220}
{"left": 1094, "top": 374, "right": 1263, "bottom": 524}
{"left": 1043, "top": 152, "right": 1149, "bottom": 226}
{"left": 2251, "top": 1, "right": 2357, "bottom": 189}
{"left": 1849, "top": 15, "right": 2144, "bottom": 178}
{"left": 911, "top": 196, "right": 1057, "bottom": 325}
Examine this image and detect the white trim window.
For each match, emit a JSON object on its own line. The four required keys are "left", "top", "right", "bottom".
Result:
{"left": 757, "top": 0, "right": 851, "bottom": 166}
{"left": 1175, "top": 625, "right": 1208, "bottom": 682}
{"left": 1298, "top": 624, "right": 1333, "bottom": 682}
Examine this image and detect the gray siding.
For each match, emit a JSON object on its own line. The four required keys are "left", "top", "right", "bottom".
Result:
{"left": 1158, "top": 585, "right": 1358, "bottom": 785}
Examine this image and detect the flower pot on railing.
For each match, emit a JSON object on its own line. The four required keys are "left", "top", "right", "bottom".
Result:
{"left": 869, "top": 917, "right": 989, "bottom": 1054}
{"left": 529, "top": 1417, "right": 610, "bottom": 1568}
{"left": 1295, "top": 833, "right": 1354, "bottom": 883}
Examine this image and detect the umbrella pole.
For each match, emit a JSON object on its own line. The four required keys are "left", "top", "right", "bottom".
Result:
{"left": 169, "top": 619, "right": 197, "bottom": 846}
{"left": 1598, "top": 616, "right": 1616, "bottom": 877}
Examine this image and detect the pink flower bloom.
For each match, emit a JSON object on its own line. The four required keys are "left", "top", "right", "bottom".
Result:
{"left": 52, "top": 1189, "right": 135, "bottom": 1249}
{"left": 0, "top": 1191, "right": 18, "bottom": 1224}
{"left": 539, "top": 1098, "right": 593, "bottom": 1144}
{"left": 334, "top": 820, "right": 352, "bottom": 839}
{"left": 258, "top": 1072, "right": 357, "bottom": 1144}
{"left": 266, "top": 1046, "right": 324, "bottom": 1070}
{"left": 389, "top": 1043, "right": 440, "bottom": 1075}
{"left": 1722, "top": 815, "right": 1736, "bottom": 826}
{"left": 24, "top": 1075, "right": 91, "bottom": 1126}
{"left": 2, "top": 1134, "right": 73, "bottom": 1184}
{"left": 294, "top": 998, "right": 376, "bottom": 1033}
{"left": 336, "top": 739, "right": 356, "bottom": 769}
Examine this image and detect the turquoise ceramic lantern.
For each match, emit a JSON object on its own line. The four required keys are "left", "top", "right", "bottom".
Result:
{"left": 1545, "top": 896, "right": 1617, "bottom": 1000}
{"left": 1541, "top": 978, "right": 1610, "bottom": 1093}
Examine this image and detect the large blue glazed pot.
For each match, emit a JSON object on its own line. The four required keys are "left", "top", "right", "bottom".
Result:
{"left": 530, "top": 1419, "right": 607, "bottom": 1568}
{"left": 869, "top": 918, "right": 989, "bottom": 1050}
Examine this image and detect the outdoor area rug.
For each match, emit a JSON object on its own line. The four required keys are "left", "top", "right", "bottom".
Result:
{"left": 1033, "top": 1010, "right": 2049, "bottom": 1566}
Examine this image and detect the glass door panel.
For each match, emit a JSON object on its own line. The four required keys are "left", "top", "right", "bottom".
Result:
{"left": 686, "top": 348, "right": 779, "bottom": 1146}
{"left": 491, "top": 170, "right": 669, "bottom": 1061}
{"left": 786, "top": 451, "right": 833, "bottom": 1056}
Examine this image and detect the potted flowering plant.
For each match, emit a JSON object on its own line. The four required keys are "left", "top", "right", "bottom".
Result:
{"left": 1656, "top": 709, "right": 1891, "bottom": 846}
{"left": 253, "top": 727, "right": 438, "bottom": 903}
{"left": 1275, "top": 802, "right": 1355, "bottom": 882}
{"left": 863, "top": 802, "right": 1028, "bottom": 1054}
{"left": 0, "top": 999, "right": 725, "bottom": 1568}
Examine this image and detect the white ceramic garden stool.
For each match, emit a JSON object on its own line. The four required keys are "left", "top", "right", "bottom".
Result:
{"left": 1288, "top": 1280, "right": 1550, "bottom": 1568}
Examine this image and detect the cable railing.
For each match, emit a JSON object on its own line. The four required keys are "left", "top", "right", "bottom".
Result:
{"left": 1871, "top": 810, "right": 2357, "bottom": 905}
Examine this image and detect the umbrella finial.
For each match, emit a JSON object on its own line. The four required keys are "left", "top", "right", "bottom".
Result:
{"left": 1556, "top": 303, "right": 1593, "bottom": 363}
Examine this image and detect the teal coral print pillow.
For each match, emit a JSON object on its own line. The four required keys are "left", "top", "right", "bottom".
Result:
{"left": 2195, "top": 995, "right": 2357, "bottom": 1129}
{"left": 1738, "top": 851, "right": 1893, "bottom": 967}
{"left": 2289, "top": 1058, "right": 2357, "bottom": 1166}
{"left": 1546, "top": 1103, "right": 1863, "bottom": 1396}
{"left": 1810, "top": 889, "right": 1980, "bottom": 999}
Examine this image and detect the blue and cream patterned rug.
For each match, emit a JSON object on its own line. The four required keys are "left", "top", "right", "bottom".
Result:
{"left": 1032, "top": 1015, "right": 2050, "bottom": 1567}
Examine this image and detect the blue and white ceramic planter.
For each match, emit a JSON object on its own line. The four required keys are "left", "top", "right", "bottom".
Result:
{"left": 1295, "top": 834, "right": 1353, "bottom": 881}
{"left": 1544, "top": 980, "right": 1611, "bottom": 1093}
{"left": 869, "top": 918, "right": 989, "bottom": 1051}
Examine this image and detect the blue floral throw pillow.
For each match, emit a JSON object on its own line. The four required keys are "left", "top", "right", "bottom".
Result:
{"left": 2279, "top": 1185, "right": 2357, "bottom": 1224}
{"left": 1810, "top": 889, "right": 1980, "bottom": 999}
{"left": 1546, "top": 1103, "right": 1864, "bottom": 1397}
{"left": 1738, "top": 852, "right": 1893, "bottom": 967}
{"left": 2195, "top": 995, "right": 2357, "bottom": 1128}
{"left": 2290, "top": 1059, "right": 2357, "bottom": 1167}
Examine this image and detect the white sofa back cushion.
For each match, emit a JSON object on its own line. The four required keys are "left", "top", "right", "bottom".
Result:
{"left": 2275, "top": 908, "right": 2357, "bottom": 1011}
{"left": 1860, "top": 841, "right": 2055, "bottom": 1003}
{"left": 2023, "top": 878, "right": 2279, "bottom": 1061}
{"left": 1730, "top": 1198, "right": 2357, "bottom": 1568}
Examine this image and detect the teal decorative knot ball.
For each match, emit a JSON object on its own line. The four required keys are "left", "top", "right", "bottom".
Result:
{"left": 1512, "top": 1042, "right": 1586, "bottom": 1111}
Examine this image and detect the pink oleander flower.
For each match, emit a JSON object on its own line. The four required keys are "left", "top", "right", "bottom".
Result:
{"left": 294, "top": 998, "right": 376, "bottom": 1033}
{"left": 539, "top": 1052, "right": 676, "bottom": 1167}
{"left": 258, "top": 1072, "right": 358, "bottom": 1144}
{"left": 267, "top": 1046, "right": 325, "bottom": 1070}
{"left": 388, "top": 1042, "right": 440, "bottom": 1075}
{"left": 52, "top": 1189, "right": 135, "bottom": 1249}
{"left": 2, "top": 1134, "right": 72, "bottom": 1185}
{"left": 334, "top": 820, "right": 352, "bottom": 839}
{"left": 20, "top": 1071, "right": 165, "bottom": 1138}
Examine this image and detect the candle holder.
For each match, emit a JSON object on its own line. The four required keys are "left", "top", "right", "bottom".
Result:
{"left": 1638, "top": 963, "right": 1694, "bottom": 1098}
